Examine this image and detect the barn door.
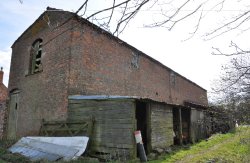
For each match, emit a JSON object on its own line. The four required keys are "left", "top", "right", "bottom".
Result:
{"left": 7, "top": 91, "right": 20, "bottom": 139}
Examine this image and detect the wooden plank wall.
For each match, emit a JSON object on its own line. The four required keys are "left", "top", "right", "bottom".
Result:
{"left": 68, "top": 99, "right": 136, "bottom": 159}
{"left": 190, "top": 109, "right": 206, "bottom": 143}
{"left": 39, "top": 119, "right": 94, "bottom": 137}
{"left": 150, "top": 102, "right": 174, "bottom": 150}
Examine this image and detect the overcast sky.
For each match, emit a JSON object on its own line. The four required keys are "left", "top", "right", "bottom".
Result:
{"left": 0, "top": 0, "right": 249, "bottom": 100}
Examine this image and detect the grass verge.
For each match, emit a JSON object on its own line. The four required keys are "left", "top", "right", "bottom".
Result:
{"left": 150, "top": 126, "right": 250, "bottom": 163}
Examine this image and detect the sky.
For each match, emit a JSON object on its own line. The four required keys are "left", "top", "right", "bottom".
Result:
{"left": 0, "top": 0, "right": 249, "bottom": 100}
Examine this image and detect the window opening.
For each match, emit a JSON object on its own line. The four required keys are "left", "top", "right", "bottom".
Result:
{"left": 170, "top": 72, "right": 176, "bottom": 86}
{"left": 131, "top": 52, "right": 139, "bottom": 69}
{"left": 30, "top": 39, "right": 43, "bottom": 74}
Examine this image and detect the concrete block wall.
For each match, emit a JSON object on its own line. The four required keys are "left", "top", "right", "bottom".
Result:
{"left": 150, "top": 103, "right": 173, "bottom": 149}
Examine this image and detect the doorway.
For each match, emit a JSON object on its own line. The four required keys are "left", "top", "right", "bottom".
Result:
{"left": 172, "top": 107, "right": 180, "bottom": 144}
{"left": 136, "top": 101, "right": 148, "bottom": 154}
{"left": 7, "top": 91, "right": 20, "bottom": 139}
{"left": 181, "top": 108, "right": 190, "bottom": 144}
{"left": 172, "top": 107, "right": 191, "bottom": 145}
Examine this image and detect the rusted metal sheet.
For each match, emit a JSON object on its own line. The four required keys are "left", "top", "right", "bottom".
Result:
{"left": 9, "top": 136, "right": 89, "bottom": 161}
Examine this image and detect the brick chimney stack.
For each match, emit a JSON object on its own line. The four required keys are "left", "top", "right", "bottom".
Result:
{"left": 0, "top": 67, "right": 3, "bottom": 83}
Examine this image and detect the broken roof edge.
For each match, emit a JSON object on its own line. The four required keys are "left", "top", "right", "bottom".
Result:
{"left": 68, "top": 95, "right": 207, "bottom": 109}
{"left": 68, "top": 95, "right": 177, "bottom": 107}
{"left": 11, "top": 7, "right": 207, "bottom": 92}
{"left": 11, "top": 7, "right": 74, "bottom": 48}
{"left": 184, "top": 101, "right": 208, "bottom": 110}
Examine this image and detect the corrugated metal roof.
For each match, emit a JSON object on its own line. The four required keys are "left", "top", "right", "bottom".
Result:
{"left": 68, "top": 95, "right": 185, "bottom": 108}
{"left": 9, "top": 136, "right": 89, "bottom": 161}
{"left": 68, "top": 95, "right": 139, "bottom": 100}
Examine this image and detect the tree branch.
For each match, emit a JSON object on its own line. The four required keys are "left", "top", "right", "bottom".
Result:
{"left": 205, "top": 11, "right": 250, "bottom": 40}
{"left": 212, "top": 41, "right": 250, "bottom": 56}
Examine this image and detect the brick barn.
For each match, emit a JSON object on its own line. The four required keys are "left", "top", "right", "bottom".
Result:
{"left": 7, "top": 7, "right": 208, "bottom": 158}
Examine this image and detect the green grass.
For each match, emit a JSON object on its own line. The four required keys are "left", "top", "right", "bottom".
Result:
{"left": 150, "top": 126, "right": 250, "bottom": 163}
{"left": 0, "top": 139, "right": 30, "bottom": 163}
{"left": 1, "top": 126, "right": 249, "bottom": 163}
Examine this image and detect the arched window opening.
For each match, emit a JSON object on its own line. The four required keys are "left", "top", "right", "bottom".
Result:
{"left": 30, "top": 39, "right": 43, "bottom": 74}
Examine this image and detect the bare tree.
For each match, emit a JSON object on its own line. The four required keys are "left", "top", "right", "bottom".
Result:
{"left": 212, "top": 42, "right": 250, "bottom": 99}
{"left": 24, "top": 0, "right": 250, "bottom": 99}
{"left": 211, "top": 41, "right": 250, "bottom": 124}
{"left": 46, "top": 1, "right": 250, "bottom": 105}
{"left": 18, "top": 0, "right": 250, "bottom": 38}
{"left": 72, "top": 0, "right": 250, "bottom": 38}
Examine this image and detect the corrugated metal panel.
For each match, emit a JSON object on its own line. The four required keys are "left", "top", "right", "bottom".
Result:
{"left": 9, "top": 136, "right": 89, "bottom": 161}
{"left": 9, "top": 145, "right": 61, "bottom": 161}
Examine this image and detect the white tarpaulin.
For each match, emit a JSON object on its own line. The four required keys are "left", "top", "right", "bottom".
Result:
{"left": 9, "top": 136, "right": 89, "bottom": 161}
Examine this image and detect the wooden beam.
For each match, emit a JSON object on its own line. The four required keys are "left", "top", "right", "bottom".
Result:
{"left": 178, "top": 108, "right": 183, "bottom": 145}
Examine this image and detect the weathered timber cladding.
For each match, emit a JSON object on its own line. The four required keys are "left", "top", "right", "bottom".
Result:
{"left": 39, "top": 119, "right": 94, "bottom": 137}
{"left": 68, "top": 99, "right": 136, "bottom": 157}
{"left": 150, "top": 102, "right": 173, "bottom": 149}
{"left": 190, "top": 109, "right": 206, "bottom": 142}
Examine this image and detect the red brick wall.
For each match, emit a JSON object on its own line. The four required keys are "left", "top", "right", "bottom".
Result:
{"left": 0, "top": 71, "right": 8, "bottom": 139}
{"left": 8, "top": 11, "right": 74, "bottom": 137}
{"left": 0, "top": 71, "right": 3, "bottom": 85}
{"left": 8, "top": 10, "right": 208, "bottom": 138}
{"left": 0, "top": 85, "right": 7, "bottom": 101}
{"left": 0, "top": 100, "right": 7, "bottom": 139}
{"left": 68, "top": 19, "right": 208, "bottom": 106}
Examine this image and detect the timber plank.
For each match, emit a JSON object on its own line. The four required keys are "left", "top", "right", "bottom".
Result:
{"left": 69, "top": 101, "right": 133, "bottom": 108}
{"left": 92, "top": 142, "right": 134, "bottom": 149}
{"left": 68, "top": 99, "right": 136, "bottom": 156}
{"left": 68, "top": 116, "right": 133, "bottom": 121}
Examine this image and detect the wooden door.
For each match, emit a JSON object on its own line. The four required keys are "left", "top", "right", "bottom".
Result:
{"left": 7, "top": 92, "right": 19, "bottom": 139}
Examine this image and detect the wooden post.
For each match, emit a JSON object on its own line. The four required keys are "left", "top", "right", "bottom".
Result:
{"left": 146, "top": 103, "right": 152, "bottom": 154}
{"left": 134, "top": 131, "right": 147, "bottom": 162}
{"left": 178, "top": 108, "right": 183, "bottom": 145}
{"left": 189, "top": 108, "right": 195, "bottom": 143}
{"left": 133, "top": 101, "right": 137, "bottom": 159}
